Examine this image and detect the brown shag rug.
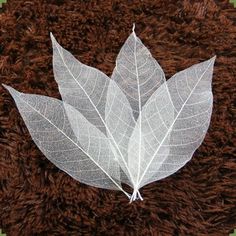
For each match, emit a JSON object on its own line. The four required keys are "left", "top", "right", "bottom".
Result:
{"left": 0, "top": 0, "right": 236, "bottom": 235}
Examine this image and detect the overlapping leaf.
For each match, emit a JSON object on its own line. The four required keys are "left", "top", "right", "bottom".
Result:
{"left": 128, "top": 57, "right": 215, "bottom": 197}
{"left": 3, "top": 85, "right": 129, "bottom": 197}
{"left": 3, "top": 27, "right": 215, "bottom": 202}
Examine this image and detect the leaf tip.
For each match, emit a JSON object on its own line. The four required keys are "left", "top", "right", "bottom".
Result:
{"left": 210, "top": 55, "right": 216, "bottom": 62}
{"left": 50, "top": 32, "right": 59, "bottom": 48}
{"left": 2, "top": 83, "right": 10, "bottom": 91}
{"left": 50, "top": 32, "right": 55, "bottom": 42}
{"left": 212, "top": 55, "right": 217, "bottom": 63}
{"left": 208, "top": 55, "right": 217, "bottom": 70}
{"left": 2, "top": 84, "right": 19, "bottom": 97}
{"left": 132, "top": 23, "right": 137, "bottom": 38}
{"left": 132, "top": 23, "right": 135, "bottom": 33}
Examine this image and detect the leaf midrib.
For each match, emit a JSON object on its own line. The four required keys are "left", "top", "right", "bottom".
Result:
{"left": 133, "top": 32, "right": 142, "bottom": 187}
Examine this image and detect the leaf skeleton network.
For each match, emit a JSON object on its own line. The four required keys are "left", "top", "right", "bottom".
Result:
{"left": 3, "top": 25, "right": 216, "bottom": 202}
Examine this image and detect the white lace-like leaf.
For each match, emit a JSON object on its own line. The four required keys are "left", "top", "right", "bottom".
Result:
{"left": 109, "top": 27, "right": 167, "bottom": 198}
{"left": 128, "top": 57, "right": 215, "bottom": 193}
{"left": 3, "top": 85, "right": 130, "bottom": 197}
{"left": 105, "top": 80, "right": 136, "bottom": 187}
{"left": 3, "top": 27, "right": 216, "bottom": 202}
{"left": 128, "top": 82, "right": 174, "bottom": 186}
{"left": 51, "top": 34, "right": 135, "bottom": 192}
{"left": 111, "top": 26, "right": 165, "bottom": 120}
{"left": 51, "top": 33, "right": 110, "bottom": 134}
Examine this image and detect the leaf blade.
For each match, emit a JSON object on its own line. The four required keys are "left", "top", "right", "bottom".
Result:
{"left": 50, "top": 33, "right": 110, "bottom": 134}
{"left": 112, "top": 29, "right": 166, "bottom": 119}
{"left": 112, "top": 28, "right": 166, "bottom": 187}
{"left": 105, "top": 80, "right": 136, "bottom": 187}
{"left": 3, "top": 85, "right": 129, "bottom": 196}
{"left": 130, "top": 56, "right": 215, "bottom": 189}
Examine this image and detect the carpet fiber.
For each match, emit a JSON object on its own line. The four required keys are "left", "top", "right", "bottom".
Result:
{"left": 0, "top": 0, "right": 236, "bottom": 235}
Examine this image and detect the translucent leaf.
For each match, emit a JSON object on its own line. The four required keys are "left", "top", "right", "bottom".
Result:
{"left": 105, "top": 80, "right": 136, "bottom": 187}
{"left": 128, "top": 81, "right": 174, "bottom": 188}
{"left": 128, "top": 57, "right": 215, "bottom": 200}
{"left": 111, "top": 25, "right": 166, "bottom": 120}
{"left": 3, "top": 27, "right": 216, "bottom": 202}
{"left": 51, "top": 33, "right": 110, "bottom": 134}
{"left": 51, "top": 33, "right": 138, "bottom": 193}
{"left": 108, "top": 26, "right": 168, "bottom": 200}
{"left": 3, "top": 85, "right": 130, "bottom": 197}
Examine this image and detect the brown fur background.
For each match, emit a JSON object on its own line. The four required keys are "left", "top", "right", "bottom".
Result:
{"left": 0, "top": 0, "right": 236, "bottom": 235}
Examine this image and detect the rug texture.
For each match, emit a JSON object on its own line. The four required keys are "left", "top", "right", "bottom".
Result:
{"left": 0, "top": 0, "right": 236, "bottom": 235}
